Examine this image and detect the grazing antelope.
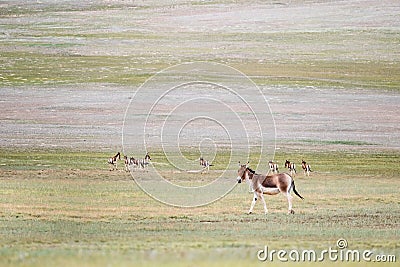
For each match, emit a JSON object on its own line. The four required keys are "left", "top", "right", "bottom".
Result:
{"left": 144, "top": 153, "right": 151, "bottom": 164}
{"left": 237, "top": 162, "right": 304, "bottom": 214}
{"left": 128, "top": 153, "right": 151, "bottom": 171}
{"left": 108, "top": 152, "right": 121, "bottom": 171}
{"left": 268, "top": 160, "right": 279, "bottom": 174}
{"left": 199, "top": 157, "right": 213, "bottom": 172}
{"left": 129, "top": 157, "right": 143, "bottom": 170}
{"left": 285, "top": 160, "right": 296, "bottom": 177}
{"left": 301, "top": 160, "right": 312, "bottom": 176}
{"left": 124, "top": 155, "right": 131, "bottom": 172}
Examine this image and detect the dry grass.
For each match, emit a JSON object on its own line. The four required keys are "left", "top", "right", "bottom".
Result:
{"left": 0, "top": 150, "right": 399, "bottom": 266}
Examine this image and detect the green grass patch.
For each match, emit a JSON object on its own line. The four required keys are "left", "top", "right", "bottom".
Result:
{"left": 1, "top": 148, "right": 399, "bottom": 177}
{"left": 300, "top": 139, "right": 376, "bottom": 146}
{"left": 236, "top": 60, "right": 400, "bottom": 90}
{"left": 0, "top": 149, "right": 110, "bottom": 170}
{"left": 0, "top": 52, "right": 161, "bottom": 86}
{"left": 275, "top": 150, "right": 400, "bottom": 177}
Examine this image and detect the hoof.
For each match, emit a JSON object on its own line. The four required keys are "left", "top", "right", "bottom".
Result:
{"left": 247, "top": 211, "right": 253, "bottom": 215}
{"left": 288, "top": 209, "right": 295, "bottom": 214}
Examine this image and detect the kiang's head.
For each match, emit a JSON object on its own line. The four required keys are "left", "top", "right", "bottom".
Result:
{"left": 236, "top": 161, "right": 249, "bottom": 183}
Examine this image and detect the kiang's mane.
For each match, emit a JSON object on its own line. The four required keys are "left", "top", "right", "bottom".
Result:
{"left": 246, "top": 167, "right": 256, "bottom": 174}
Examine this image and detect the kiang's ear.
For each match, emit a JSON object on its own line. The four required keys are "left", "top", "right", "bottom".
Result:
{"left": 245, "top": 161, "right": 249, "bottom": 167}
{"left": 238, "top": 161, "right": 241, "bottom": 166}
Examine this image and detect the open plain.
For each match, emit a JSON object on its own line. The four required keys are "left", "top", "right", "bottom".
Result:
{"left": 0, "top": 0, "right": 399, "bottom": 266}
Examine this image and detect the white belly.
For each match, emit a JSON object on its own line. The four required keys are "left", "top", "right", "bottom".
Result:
{"left": 261, "top": 186, "right": 280, "bottom": 195}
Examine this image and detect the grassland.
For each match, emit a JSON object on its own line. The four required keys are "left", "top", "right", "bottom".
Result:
{"left": 0, "top": 149, "right": 399, "bottom": 266}
{"left": 1, "top": 1, "right": 399, "bottom": 89}
{"left": 1, "top": 0, "right": 399, "bottom": 266}
{"left": 1, "top": 41, "right": 399, "bottom": 89}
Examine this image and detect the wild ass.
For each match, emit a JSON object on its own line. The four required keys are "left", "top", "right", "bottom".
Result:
{"left": 301, "top": 160, "right": 312, "bottom": 176}
{"left": 237, "top": 162, "right": 304, "bottom": 214}
{"left": 108, "top": 152, "right": 121, "bottom": 171}
{"left": 268, "top": 160, "right": 279, "bottom": 174}
{"left": 285, "top": 160, "right": 296, "bottom": 177}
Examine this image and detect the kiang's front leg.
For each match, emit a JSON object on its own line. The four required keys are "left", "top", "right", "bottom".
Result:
{"left": 248, "top": 192, "right": 258, "bottom": 214}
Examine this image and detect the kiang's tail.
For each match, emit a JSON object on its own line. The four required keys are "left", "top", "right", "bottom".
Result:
{"left": 291, "top": 180, "right": 304, "bottom": 200}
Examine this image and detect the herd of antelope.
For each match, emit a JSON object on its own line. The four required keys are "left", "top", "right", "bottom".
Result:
{"left": 268, "top": 160, "right": 312, "bottom": 177}
{"left": 271, "top": 159, "right": 312, "bottom": 177}
{"left": 107, "top": 152, "right": 214, "bottom": 172}
{"left": 108, "top": 152, "right": 151, "bottom": 171}
{"left": 108, "top": 152, "right": 312, "bottom": 177}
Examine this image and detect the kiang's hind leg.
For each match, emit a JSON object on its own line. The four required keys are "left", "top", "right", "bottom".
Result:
{"left": 259, "top": 193, "right": 268, "bottom": 215}
{"left": 280, "top": 180, "right": 294, "bottom": 214}
{"left": 286, "top": 191, "right": 294, "bottom": 214}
